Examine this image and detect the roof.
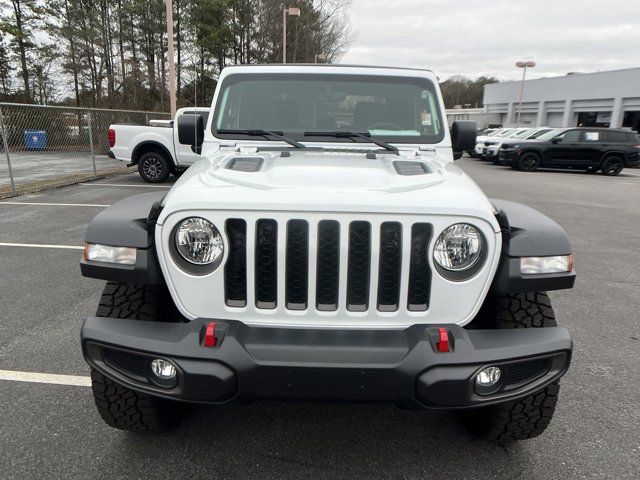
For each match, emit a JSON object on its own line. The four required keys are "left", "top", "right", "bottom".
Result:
{"left": 225, "top": 63, "right": 434, "bottom": 73}
{"left": 496, "top": 66, "right": 640, "bottom": 85}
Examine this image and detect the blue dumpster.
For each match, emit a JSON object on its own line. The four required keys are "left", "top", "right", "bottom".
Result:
{"left": 24, "top": 130, "right": 47, "bottom": 150}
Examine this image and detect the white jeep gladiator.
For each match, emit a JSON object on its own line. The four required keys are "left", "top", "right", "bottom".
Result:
{"left": 108, "top": 107, "right": 210, "bottom": 182}
{"left": 81, "top": 65, "right": 575, "bottom": 442}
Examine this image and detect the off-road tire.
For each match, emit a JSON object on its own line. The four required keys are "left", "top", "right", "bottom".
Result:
{"left": 517, "top": 152, "right": 541, "bottom": 172}
{"left": 138, "top": 151, "right": 171, "bottom": 183}
{"left": 601, "top": 156, "right": 624, "bottom": 176}
{"left": 91, "top": 369, "right": 182, "bottom": 432}
{"left": 460, "top": 292, "right": 561, "bottom": 442}
{"left": 91, "top": 282, "right": 185, "bottom": 432}
{"left": 95, "top": 281, "right": 182, "bottom": 322}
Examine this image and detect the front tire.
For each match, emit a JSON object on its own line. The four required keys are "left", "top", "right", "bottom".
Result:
{"left": 91, "top": 282, "right": 185, "bottom": 432}
{"left": 517, "top": 152, "right": 541, "bottom": 172}
{"left": 138, "top": 152, "right": 171, "bottom": 183}
{"left": 459, "top": 292, "right": 561, "bottom": 442}
{"left": 91, "top": 369, "right": 183, "bottom": 432}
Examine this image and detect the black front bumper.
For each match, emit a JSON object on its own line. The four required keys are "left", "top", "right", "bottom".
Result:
{"left": 81, "top": 317, "right": 572, "bottom": 409}
{"left": 497, "top": 150, "right": 517, "bottom": 165}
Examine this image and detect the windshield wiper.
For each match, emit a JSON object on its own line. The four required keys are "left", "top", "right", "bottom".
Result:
{"left": 304, "top": 131, "right": 399, "bottom": 153}
{"left": 217, "top": 129, "right": 306, "bottom": 149}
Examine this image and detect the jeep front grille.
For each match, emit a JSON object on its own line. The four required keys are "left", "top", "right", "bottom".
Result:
{"left": 224, "top": 218, "right": 432, "bottom": 314}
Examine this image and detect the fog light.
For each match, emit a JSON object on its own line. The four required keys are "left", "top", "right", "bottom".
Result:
{"left": 151, "top": 359, "right": 176, "bottom": 379}
{"left": 474, "top": 366, "right": 502, "bottom": 395}
{"left": 149, "top": 358, "right": 177, "bottom": 388}
{"left": 476, "top": 366, "right": 501, "bottom": 386}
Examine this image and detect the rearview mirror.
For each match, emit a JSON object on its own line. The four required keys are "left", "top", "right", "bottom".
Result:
{"left": 177, "top": 113, "right": 205, "bottom": 154}
{"left": 451, "top": 121, "right": 477, "bottom": 160}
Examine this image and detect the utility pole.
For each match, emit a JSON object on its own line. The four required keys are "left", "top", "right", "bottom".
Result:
{"left": 282, "top": 7, "right": 301, "bottom": 63}
{"left": 515, "top": 61, "right": 535, "bottom": 127}
{"left": 166, "top": 0, "right": 177, "bottom": 116}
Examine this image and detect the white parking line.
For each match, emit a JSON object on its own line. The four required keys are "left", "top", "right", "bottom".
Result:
{"left": 0, "top": 201, "right": 109, "bottom": 208}
{"left": 79, "top": 182, "right": 171, "bottom": 188}
{"left": 0, "top": 242, "right": 83, "bottom": 250}
{"left": 0, "top": 369, "right": 90, "bottom": 387}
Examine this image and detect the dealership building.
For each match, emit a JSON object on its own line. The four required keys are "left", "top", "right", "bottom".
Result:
{"left": 480, "top": 67, "right": 640, "bottom": 131}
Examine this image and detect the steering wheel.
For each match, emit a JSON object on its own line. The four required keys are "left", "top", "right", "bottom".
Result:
{"left": 366, "top": 122, "right": 404, "bottom": 131}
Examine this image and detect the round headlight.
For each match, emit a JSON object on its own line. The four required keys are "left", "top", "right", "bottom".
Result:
{"left": 433, "top": 223, "right": 483, "bottom": 272}
{"left": 175, "top": 217, "right": 223, "bottom": 265}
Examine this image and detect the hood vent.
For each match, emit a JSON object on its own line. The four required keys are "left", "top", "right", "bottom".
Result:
{"left": 393, "top": 161, "right": 431, "bottom": 176}
{"left": 226, "top": 157, "right": 264, "bottom": 172}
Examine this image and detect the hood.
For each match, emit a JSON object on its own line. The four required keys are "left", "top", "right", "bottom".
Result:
{"left": 158, "top": 148, "right": 499, "bottom": 230}
{"left": 501, "top": 138, "right": 540, "bottom": 147}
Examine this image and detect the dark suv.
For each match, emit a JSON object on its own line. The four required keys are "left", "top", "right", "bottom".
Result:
{"left": 496, "top": 127, "right": 640, "bottom": 175}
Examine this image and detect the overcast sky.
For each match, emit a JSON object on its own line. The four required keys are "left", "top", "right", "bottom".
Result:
{"left": 339, "top": 0, "right": 640, "bottom": 81}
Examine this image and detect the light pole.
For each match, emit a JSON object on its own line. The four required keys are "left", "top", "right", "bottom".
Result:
{"left": 282, "top": 7, "right": 301, "bottom": 63}
{"left": 166, "top": 0, "right": 177, "bottom": 116}
{"left": 515, "top": 60, "right": 535, "bottom": 127}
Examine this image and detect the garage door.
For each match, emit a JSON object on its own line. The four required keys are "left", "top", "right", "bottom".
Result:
{"left": 546, "top": 112, "right": 564, "bottom": 127}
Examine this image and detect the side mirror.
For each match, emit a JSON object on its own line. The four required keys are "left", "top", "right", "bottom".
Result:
{"left": 551, "top": 137, "right": 561, "bottom": 144}
{"left": 177, "top": 113, "right": 205, "bottom": 154}
{"left": 451, "top": 120, "right": 477, "bottom": 160}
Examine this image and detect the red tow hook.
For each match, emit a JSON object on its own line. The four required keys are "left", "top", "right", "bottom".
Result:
{"left": 436, "top": 327, "right": 450, "bottom": 353}
{"left": 204, "top": 322, "right": 217, "bottom": 347}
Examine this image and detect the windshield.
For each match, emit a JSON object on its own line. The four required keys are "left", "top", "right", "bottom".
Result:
{"left": 527, "top": 128, "right": 552, "bottom": 139}
{"left": 213, "top": 73, "right": 445, "bottom": 144}
{"left": 535, "top": 128, "right": 566, "bottom": 141}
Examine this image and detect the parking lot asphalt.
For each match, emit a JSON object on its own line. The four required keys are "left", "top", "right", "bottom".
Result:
{"left": 1, "top": 161, "right": 639, "bottom": 479}
{"left": 0, "top": 151, "right": 121, "bottom": 189}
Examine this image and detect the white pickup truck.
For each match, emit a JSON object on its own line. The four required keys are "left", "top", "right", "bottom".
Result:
{"left": 107, "top": 107, "right": 210, "bottom": 182}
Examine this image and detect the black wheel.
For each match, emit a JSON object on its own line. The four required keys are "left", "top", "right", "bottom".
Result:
{"left": 459, "top": 292, "right": 561, "bottom": 442}
{"left": 517, "top": 152, "right": 541, "bottom": 172}
{"left": 91, "top": 282, "right": 185, "bottom": 432}
{"left": 601, "top": 156, "right": 624, "bottom": 176}
{"left": 138, "top": 152, "right": 171, "bottom": 183}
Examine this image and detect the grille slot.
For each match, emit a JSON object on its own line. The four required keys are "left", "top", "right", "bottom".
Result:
{"left": 225, "top": 219, "right": 247, "bottom": 307}
{"left": 407, "top": 223, "right": 432, "bottom": 311}
{"left": 316, "top": 220, "right": 340, "bottom": 311}
{"left": 255, "top": 219, "right": 278, "bottom": 309}
{"left": 286, "top": 220, "right": 309, "bottom": 310}
{"left": 346, "top": 221, "right": 372, "bottom": 311}
{"left": 377, "top": 222, "right": 402, "bottom": 311}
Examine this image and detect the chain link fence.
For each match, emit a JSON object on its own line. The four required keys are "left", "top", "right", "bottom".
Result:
{"left": 0, "top": 103, "right": 171, "bottom": 198}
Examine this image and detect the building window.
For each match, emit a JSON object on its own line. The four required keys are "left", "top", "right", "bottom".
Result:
{"left": 623, "top": 111, "right": 640, "bottom": 133}
{"left": 576, "top": 112, "right": 611, "bottom": 128}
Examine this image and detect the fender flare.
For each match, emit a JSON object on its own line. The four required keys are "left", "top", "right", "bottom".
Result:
{"left": 599, "top": 149, "right": 628, "bottom": 166}
{"left": 80, "top": 192, "right": 166, "bottom": 284}
{"left": 131, "top": 141, "right": 176, "bottom": 169}
{"left": 490, "top": 199, "right": 575, "bottom": 293}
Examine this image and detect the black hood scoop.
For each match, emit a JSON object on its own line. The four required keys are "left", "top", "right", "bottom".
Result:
{"left": 226, "top": 157, "right": 264, "bottom": 172}
{"left": 393, "top": 161, "right": 431, "bottom": 176}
